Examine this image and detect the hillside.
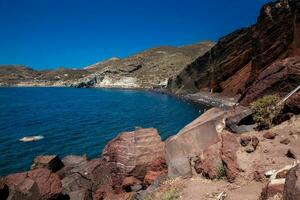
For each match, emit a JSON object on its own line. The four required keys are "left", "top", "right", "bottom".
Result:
{"left": 0, "top": 65, "right": 91, "bottom": 86}
{"left": 72, "top": 41, "right": 214, "bottom": 88}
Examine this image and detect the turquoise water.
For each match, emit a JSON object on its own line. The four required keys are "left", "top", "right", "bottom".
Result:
{"left": 0, "top": 87, "right": 205, "bottom": 175}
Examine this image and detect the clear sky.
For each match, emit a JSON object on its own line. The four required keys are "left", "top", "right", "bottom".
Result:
{"left": 0, "top": 0, "right": 270, "bottom": 69}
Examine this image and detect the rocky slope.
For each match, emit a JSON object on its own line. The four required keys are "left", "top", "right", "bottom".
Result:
{"left": 72, "top": 41, "right": 214, "bottom": 88}
{"left": 0, "top": 41, "right": 214, "bottom": 88}
{"left": 0, "top": 65, "right": 91, "bottom": 86}
{"left": 168, "top": 0, "right": 300, "bottom": 106}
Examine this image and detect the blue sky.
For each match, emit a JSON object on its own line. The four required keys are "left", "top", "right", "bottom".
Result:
{"left": 0, "top": 0, "right": 270, "bottom": 69}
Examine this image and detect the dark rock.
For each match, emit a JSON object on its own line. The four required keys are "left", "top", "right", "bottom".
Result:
{"left": 121, "top": 177, "right": 142, "bottom": 192}
{"left": 283, "top": 164, "right": 300, "bottom": 200}
{"left": 0, "top": 178, "right": 9, "bottom": 200}
{"left": 245, "top": 146, "right": 255, "bottom": 153}
{"left": 61, "top": 158, "right": 113, "bottom": 195}
{"left": 286, "top": 149, "right": 297, "bottom": 159}
{"left": 130, "top": 184, "right": 142, "bottom": 192}
{"left": 263, "top": 132, "right": 277, "bottom": 140}
{"left": 280, "top": 138, "right": 291, "bottom": 145}
{"left": 57, "top": 155, "right": 89, "bottom": 179}
{"left": 240, "top": 136, "right": 251, "bottom": 146}
{"left": 31, "top": 155, "right": 64, "bottom": 172}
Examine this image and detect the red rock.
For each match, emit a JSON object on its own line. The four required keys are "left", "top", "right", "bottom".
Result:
{"left": 285, "top": 92, "right": 300, "bottom": 114}
{"left": 241, "top": 57, "right": 300, "bottom": 106}
{"left": 27, "top": 168, "right": 62, "bottom": 199}
{"left": 31, "top": 155, "right": 64, "bottom": 172}
{"left": 194, "top": 142, "right": 222, "bottom": 179}
{"left": 280, "top": 138, "right": 291, "bottom": 145}
{"left": 283, "top": 164, "right": 300, "bottom": 200}
{"left": 169, "top": 1, "right": 299, "bottom": 97}
{"left": 253, "top": 171, "right": 263, "bottom": 182}
{"left": 5, "top": 168, "right": 63, "bottom": 199}
{"left": 144, "top": 170, "right": 165, "bottom": 186}
{"left": 221, "top": 132, "right": 240, "bottom": 183}
{"left": 102, "top": 128, "right": 165, "bottom": 181}
{"left": 263, "top": 132, "right": 277, "bottom": 140}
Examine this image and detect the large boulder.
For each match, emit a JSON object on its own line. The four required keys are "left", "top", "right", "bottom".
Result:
{"left": 61, "top": 158, "right": 113, "bottom": 196}
{"left": 165, "top": 108, "right": 226, "bottom": 178}
{"left": 5, "top": 168, "right": 66, "bottom": 200}
{"left": 31, "top": 155, "right": 64, "bottom": 172}
{"left": 102, "top": 128, "right": 165, "bottom": 180}
{"left": 283, "top": 164, "right": 300, "bottom": 200}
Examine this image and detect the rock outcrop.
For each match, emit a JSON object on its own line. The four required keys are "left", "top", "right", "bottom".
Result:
{"left": 168, "top": 0, "right": 300, "bottom": 104}
{"left": 102, "top": 128, "right": 165, "bottom": 182}
{"left": 240, "top": 56, "right": 300, "bottom": 105}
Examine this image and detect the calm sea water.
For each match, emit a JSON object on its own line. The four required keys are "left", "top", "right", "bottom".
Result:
{"left": 0, "top": 87, "right": 205, "bottom": 175}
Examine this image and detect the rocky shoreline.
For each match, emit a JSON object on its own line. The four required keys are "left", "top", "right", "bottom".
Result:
{"left": 1, "top": 0, "right": 300, "bottom": 199}
{"left": 1, "top": 104, "right": 299, "bottom": 200}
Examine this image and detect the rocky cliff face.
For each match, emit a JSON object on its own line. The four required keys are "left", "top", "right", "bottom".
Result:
{"left": 0, "top": 65, "right": 91, "bottom": 86}
{"left": 72, "top": 41, "right": 214, "bottom": 88}
{"left": 168, "top": 0, "right": 300, "bottom": 104}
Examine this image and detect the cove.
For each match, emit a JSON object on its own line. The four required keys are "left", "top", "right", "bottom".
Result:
{"left": 0, "top": 87, "right": 206, "bottom": 175}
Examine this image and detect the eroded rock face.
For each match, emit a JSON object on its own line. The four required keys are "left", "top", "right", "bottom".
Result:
{"left": 168, "top": 0, "right": 300, "bottom": 99}
{"left": 241, "top": 57, "right": 300, "bottom": 106}
{"left": 102, "top": 128, "right": 165, "bottom": 181}
{"left": 165, "top": 108, "right": 225, "bottom": 178}
{"left": 283, "top": 164, "right": 300, "bottom": 200}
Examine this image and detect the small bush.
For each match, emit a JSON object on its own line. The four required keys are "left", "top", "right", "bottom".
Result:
{"left": 250, "top": 95, "right": 283, "bottom": 129}
{"left": 216, "top": 164, "right": 226, "bottom": 179}
{"left": 160, "top": 189, "right": 179, "bottom": 200}
{"left": 145, "top": 188, "right": 179, "bottom": 200}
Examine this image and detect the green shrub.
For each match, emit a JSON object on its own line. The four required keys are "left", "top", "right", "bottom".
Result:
{"left": 250, "top": 95, "right": 283, "bottom": 129}
{"left": 216, "top": 164, "right": 226, "bottom": 179}
{"left": 160, "top": 189, "right": 179, "bottom": 200}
